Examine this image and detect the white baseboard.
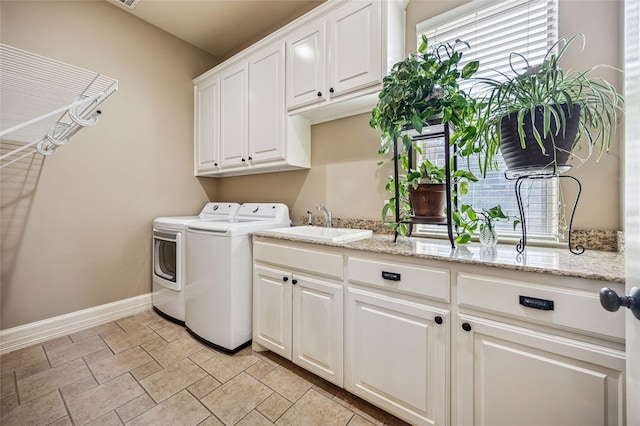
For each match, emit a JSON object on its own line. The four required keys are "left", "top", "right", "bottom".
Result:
{"left": 0, "top": 294, "right": 152, "bottom": 355}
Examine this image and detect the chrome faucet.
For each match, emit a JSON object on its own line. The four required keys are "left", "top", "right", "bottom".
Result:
{"left": 316, "top": 205, "right": 332, "bottom": 227}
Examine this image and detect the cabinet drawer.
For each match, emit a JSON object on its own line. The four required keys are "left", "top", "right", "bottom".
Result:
{"left": 457, "top": 273, "right": 624, "bottom": 340}
{"left": 253, "top": 241, "right": 343, "bottom": 280}
{"left": 347, "top": 256, "right": 449, "bottom": 302}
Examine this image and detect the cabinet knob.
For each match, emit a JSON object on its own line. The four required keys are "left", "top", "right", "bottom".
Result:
{"left": 461, "top": 322, "right": 472, "bottom": 332}
{"left": 241, "top": 158, "right": 246, "bottom": 162}
{"left": 283, "top": 276, "right": 289, "bottom": 282}
{"left": 317, "top": 91, "right": 322, "bottom": 97}
{"left": 434, "top": 316, "right": 443, "bottom": 325}
{"left": 600, "top": 287, "right": 640, "bottom": 320}
{"left": 214, "top": 162, "right": 218, "bottom": 167}
{"left": 292, "top": 279, "right": 298, "bottom": 285}
{"left": 329, "top": 87, "right": 334, "bottom": 93}
{"left": 248, "top": 156, "right": 252, "bottom": 161}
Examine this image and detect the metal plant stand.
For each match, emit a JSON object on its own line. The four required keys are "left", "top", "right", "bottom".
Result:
{"left": 391, "top": 120, "right": 456, "bottom": 248}
{"left": 505, "top": 169, "right": 584, "bottom": 255}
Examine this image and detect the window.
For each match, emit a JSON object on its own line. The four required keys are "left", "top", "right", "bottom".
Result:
{"left": 415, "top": 0, "right": 561, "bottom": 242}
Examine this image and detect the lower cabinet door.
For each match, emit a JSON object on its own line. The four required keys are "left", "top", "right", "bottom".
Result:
{"left": 292, "top": 274, "right": 344, "bottom": 386}
{"left": 456, "top": 314, "right": 625, "bottom": 426}
{"left": 345, "top": 287, "right": 449, "bottom": 426}
{"left": 253, "top": 265, "right": 292, "bottom": 359}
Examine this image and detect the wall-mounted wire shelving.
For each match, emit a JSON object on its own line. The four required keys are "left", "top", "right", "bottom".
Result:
{"left": 0, "top": 44, "right": 118, "bottom": 169}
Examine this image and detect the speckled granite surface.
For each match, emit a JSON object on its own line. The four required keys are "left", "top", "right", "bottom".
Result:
{"left": 299, "top": 217, "right": 624, "bottom": 252}
{"left": 256, "top": 229, "right": 625, "bottom": 284}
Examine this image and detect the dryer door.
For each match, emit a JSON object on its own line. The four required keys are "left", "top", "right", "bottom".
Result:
{"left": 153, "top": 229, "right": 182, "bottom": 291}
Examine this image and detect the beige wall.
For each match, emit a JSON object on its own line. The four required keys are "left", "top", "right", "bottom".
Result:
{"left": 0, "top": 0, "right": 624, "bottom": 330}
{"left": 0, "top": 1, "right": 218, "bottom": 329}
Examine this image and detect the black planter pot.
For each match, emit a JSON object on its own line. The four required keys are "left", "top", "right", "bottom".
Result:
{"left": 499, "top": 104, "right": 581, "bottom": 173}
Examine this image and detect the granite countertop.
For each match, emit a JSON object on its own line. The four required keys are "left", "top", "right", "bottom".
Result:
{"left": 253, "top": 231, "right": 625, "bottom": 284}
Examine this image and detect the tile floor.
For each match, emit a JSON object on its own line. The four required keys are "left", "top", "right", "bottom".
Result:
{"left": 0, "top": 310, "right": 410, "bottom": 425}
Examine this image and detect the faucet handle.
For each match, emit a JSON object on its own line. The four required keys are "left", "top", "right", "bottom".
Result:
{"left": 307, "top": 210, "right": 313, "bottom": 226}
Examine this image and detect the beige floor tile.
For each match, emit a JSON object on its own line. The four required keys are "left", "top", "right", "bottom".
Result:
{"left": 333, "top": 389, "right": 389, "bottom": 426}
{"left": 87, "top": 346, "right": 154, "bottom": 384}
{"left": 143, "top": 335, "right": 207, "bottom": 368}
{"left": 17, "top": 358, "right": 91, "bottom": 403}
{"left": 1, "top": 392, "right": 19, "bottom": 415}
{"left": 116, "top": 393, "right": 155, "bottom": 423}
{"left": 276, "top": 389, "right": 354, "bottom": 426}
{"left": 116, "top": 311, "right": 163, "bottom": 334}
{"left": 148, "top": 321, "right": 188, "bottom": 343}
{"left": 348, "top": 414, "right": 378, "bottom": 426}
{"left": 140, "top": 358, "right": 207, "bottom": 403}
{"left": 49, "top": 416, "right": 74, "bottom": 426}
{"left": 59, "top": 376, "right": 98, "bottom": 400}
{"left": 46, "top": 335, "right": 108, "bottom": 367}
{"left": 42, "top": 335, "right": 72, "bottom": 351}
{"left": 189, "top": 348, "right": 218, "bottom": 366}
{"left": 199, "top": 351, "right": 260, "bottom": 383}
{"left": 84, "top": 410, "right": 123, "bottom": 426}
{"left": 0, "top": 390, "right": 67, "bottom": 426}
{"left": 245, "top": 359, "right": 277, "bottom": 380}
{"left": 83, "top": 347, "right": 115, "bottom": 364}
{"left": 127, "top": 389, "right": 210, "bottom": 426}
{"left": 102, "top": 327, "right": 159, "bottom": 354}
{"left": 261, "top": 365, "right": 313, "bottom": 402}
{"left": 236, "top": 410, "right": 274, "bottom": 426}
{"left": 200, "top": 372, "right": 273, "bottom": 426}
{"left": 69, "top": 322, "right": 122, "bottom": 343}
{"left": 1, "top": 371, "right": 16, "bottom": 397}
{"left": 66, "top": 373, "right": 144, "bottom": 425}
{"left": 131, "top": 360, "right": 163, "bottom": 381}
{"left": 14, "top": 358, "right": 51, "bottom": 381}
{"left": 198, "top": 415, "right": 225, "bottom": 426}
{"left": 0, "top": 345, "right": 48, "bottom": 375}
{"left": 187, "top": 375, "right": 222, "bottom": 399}
{"left": 257, "top": 392, "right": 292, "bottom": 422}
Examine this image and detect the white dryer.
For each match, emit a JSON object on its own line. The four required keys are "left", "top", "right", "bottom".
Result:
{"left": 152, "top": 202, "right": 240, "bottom": 324}
{"left": 185, "top": 203, "right": 290, "bottom": 352}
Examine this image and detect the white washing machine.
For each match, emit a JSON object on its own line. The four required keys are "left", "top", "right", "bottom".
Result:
{"left": 185, "top": 203, "right": 290, "bottom": 353}
{"left": 151, "top": 202, "right": 240, "bottom": 324}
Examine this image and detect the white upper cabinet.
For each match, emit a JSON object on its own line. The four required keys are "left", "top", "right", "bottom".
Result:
{"left": 286, "top": 20, "right": 327, "bottom": 110}
{"left": 248, "top": 44, "right": 286, "bottom": 164}
{"left": 219, "top": 61, "right": 248, "bottom": 168}
{"left": 286, "top": 0, "right": 406, "bottom": 123}
{"left": 194, "top": 75, "right": 220, "bottom": 174}
{"left": 193, "top": 42, "right": 310, "bottom": 177}
{"left": 193, "top": 0, "right": 405, "bottom": 177}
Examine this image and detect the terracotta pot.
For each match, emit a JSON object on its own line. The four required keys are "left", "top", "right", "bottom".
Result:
{"left": 408, "top": 183, "right": 446, "bottom": 219}
{"left": 499, "top": 104, "right": 580, "bottom": 173}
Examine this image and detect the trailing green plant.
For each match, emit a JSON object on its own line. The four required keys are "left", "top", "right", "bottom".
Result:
{"left": 371, "top": 35, "right": 480, "bottom": 235}
{"left": 371, "top": 35, "right": 480, "bottom": 159}
{"left": 452, "top": 204, "right": 520, "bottom": 244}
{"left": 463, "top": 34, "right": 624, "bottom": 175}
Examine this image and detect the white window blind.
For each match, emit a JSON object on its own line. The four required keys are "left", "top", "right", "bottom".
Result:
{"left": 415, "top": 0, "right": 561, "bottom": 241}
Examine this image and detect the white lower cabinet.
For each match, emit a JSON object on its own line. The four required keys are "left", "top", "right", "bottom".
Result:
{"left": 345, "top": 286, "right": 449, "bottom": 426}
{"left": 455, "top": 271, "right": 626, "bottom": 426}
{"left": 252, "top": 241, "right": 344, "bottom": 386}
{"left": 455, "top": 314, "right": 625, "bottom": 426}
{"left": 252, "top": 238, "right": 626, "bottom": 426}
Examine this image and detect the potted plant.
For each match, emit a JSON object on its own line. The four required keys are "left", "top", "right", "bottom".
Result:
{"left": 452, "top": 204, "right": 519, "bottom": 247}
{"left": 466, "top": 34, "right": 624, "bottom": 175}
{"left": 370, "top": 35, "right": 480, "bottom": 234}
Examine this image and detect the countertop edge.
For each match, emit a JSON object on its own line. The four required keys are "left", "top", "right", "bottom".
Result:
{"left": 252, "top": 231, "right": 625, "bottom": 284}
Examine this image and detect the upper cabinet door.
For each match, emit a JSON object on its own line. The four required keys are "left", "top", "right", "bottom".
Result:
{"left": 328, "top": 0, "right": 381, "bottom": 97}
{"left": 249, "top": 44, "right": 285, "bottom": 163}
{"left": 220, "top": 61, "right": 249, "bottom": 168}
{"left": 194, "top": 75, "right": 220, "bottom": 174}
{"left": 286, "top": 20, "right": 326, "bottom": 110}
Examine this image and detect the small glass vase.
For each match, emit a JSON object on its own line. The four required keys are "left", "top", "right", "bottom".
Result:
{"left": 479, "top": 224, "right": 498, "bottom": 248}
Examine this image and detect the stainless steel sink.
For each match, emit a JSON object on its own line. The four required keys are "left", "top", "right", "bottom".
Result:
{"left": 265, "top": 226, "right": 373, "bottom": 243}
